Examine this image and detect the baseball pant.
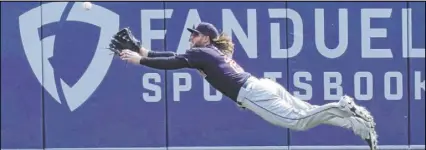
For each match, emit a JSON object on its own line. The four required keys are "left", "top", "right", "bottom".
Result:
{"left": 236, "top": 76, "right": 369, "bottom": 133}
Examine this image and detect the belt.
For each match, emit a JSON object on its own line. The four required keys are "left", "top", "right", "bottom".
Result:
{"left": 242, "top": 80, "right": 249, "bottom": 89}
{"left": 242, "top": 76, "right": 256, "bottom": 89}
{"left": 237, "top": 79, "right": 251, "bottom": 108}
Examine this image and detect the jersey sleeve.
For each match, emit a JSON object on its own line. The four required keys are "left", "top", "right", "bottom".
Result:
{"left": 147, "top": 51, "right": 177, "bottom": 57}
{"left": 139, "top": 56, "right": 189, "bottom": 70}
{"left": 139, "top": 48, "right": 205, "bottom": 70}
{"left": 175, "top": 48, "right": 206, "bottom": 68}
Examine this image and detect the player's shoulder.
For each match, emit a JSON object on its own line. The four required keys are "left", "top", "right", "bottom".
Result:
{"left": 189, "top": 46, "right": 214, "bottom": 51}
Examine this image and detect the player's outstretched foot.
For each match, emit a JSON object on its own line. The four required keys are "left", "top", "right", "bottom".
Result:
{"left": 350, "top": 117, "right": 378, "bottom": 150}
{"left": 339, "top": 95, "right": 375, "bottom": 124}
{"left": 364, "top": 126, "right": 379, "bottom": 150}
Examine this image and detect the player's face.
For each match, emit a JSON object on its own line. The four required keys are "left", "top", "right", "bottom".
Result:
{"left": 190, "top": 32, "right": 208, "bottom": 48}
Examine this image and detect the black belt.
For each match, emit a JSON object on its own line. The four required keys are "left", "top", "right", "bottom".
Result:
{"left": 242, "top": 80, "right": 249, "bottom": 89}
{"left": 242, "top": 76, "right": 254, "bottom": 89}
{"left": 237, "top": 80, "right": 250, "bottom": 108}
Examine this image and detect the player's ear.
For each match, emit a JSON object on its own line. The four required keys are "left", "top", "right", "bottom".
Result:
{"left": 205, "top": 35, "right": 211, "bottom": 42}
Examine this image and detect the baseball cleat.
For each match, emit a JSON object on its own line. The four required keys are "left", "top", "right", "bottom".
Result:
{"left": 339, "top": 95, "right": 375, "bottom": 124}
{"left": 350, "top": 116, "right": 378, "bottom": 150}
{"left": 364, "top": 127, "right": 379, "bottom": 150}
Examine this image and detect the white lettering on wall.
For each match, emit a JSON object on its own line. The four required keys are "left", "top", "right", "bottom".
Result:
{"left": 402, "top": 8, "right": 425, "bottom": 58}
{"left": 384, "top": 71, "right": 403, "bottom": 100}
{"left": 354, "top": 72, "right": 373, "bottom": 100}
{"left": 173, "top": 73, "right": 192, "bottom": 101}
{"left": 294, "top": 71, "right": 313, "bottom": 100}
{"left": 269, "top": 8, "right": 303, "bottom": 58}
{"left": 324, "top": 72, "right": 343, "bottom": 100}
{"left": 361, "top": 8, "right": 393, "bottom": 58}
{"left": 141, "top": 9, "right": 173, "bottom": 50}
{"left": 223, "top": 9, "right": 258, "bottom": 58}
{"left": 414, "top": 71, "right": 425, "bottom": 100}
{"left": 264, "top": 72, "right": 283, "bottom": 81}
{"left": 142, "top": 73, "right": 162, "bottom": 102}
{"left": 315, "top": 8, "right": 348, "bottom": 59}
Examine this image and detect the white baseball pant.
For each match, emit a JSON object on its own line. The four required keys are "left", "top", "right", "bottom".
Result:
{"left": 236, "top": 76, "right": 370, "bottom": 136}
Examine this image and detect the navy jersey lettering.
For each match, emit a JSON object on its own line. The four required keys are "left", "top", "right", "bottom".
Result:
{"left": 179, "top": 47, "right": 251, "bottom": 101}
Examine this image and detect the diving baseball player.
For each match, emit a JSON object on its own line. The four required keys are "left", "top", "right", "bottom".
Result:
{"left": 109, "top": 22, "right": 378, "bottom": 150}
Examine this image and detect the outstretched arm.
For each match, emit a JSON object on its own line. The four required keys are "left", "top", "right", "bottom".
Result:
{"left": 139, "top": 56, "right": 190, "bottom": 70}
{"left": 147, "top": 51, "right": 177, "bottom": 57}
{"left": 140, "top": 47, "right": 177, "bottom": 57}
{"left": 121, "top": 49, "right": 203, "bottom": 70}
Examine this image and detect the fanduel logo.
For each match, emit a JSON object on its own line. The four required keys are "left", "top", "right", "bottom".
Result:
{"left": 19, "top": 2, "right": 119, "bottom": 111}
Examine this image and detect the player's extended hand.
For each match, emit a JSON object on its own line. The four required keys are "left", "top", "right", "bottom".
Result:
{"left": 139, "top": 47, "right": 149, "bottom": 57}
{"left": 120, "top": 49, "right": 142, "bottom": 65}
{"left": 107, "top": 27, "right": 141, "bottom": 56}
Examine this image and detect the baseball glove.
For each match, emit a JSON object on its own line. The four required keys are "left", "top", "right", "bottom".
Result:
{"left": 107, "top": 27, "right": 141, "bottom": 55}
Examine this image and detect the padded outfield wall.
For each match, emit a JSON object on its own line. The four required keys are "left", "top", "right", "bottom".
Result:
{"left": 1, "top": 2, "right": 425, "bottom": 150}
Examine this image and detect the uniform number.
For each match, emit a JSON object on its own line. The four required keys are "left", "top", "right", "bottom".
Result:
{"left": 224, "top": 56, "right": 244, "bottom": 73}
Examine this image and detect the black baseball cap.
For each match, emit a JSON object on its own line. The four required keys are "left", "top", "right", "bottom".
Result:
{"left": 187, "top": 22, "right": 219, "bottom": 40}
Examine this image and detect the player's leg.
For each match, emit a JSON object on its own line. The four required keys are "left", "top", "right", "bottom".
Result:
{"left": 284, "top": 93, "right": 377, "bottom": 129}
{"left": 260, "top": 78, "right": 378, "bottom": 149}
{"left": 263, "top": 78, "right": 375, "bottom": 126}
{"left": 241, "top": 92, "right": 376, "bottom": 148}
{"left": 238, "top": 78, "right": 352, "bottom": 130}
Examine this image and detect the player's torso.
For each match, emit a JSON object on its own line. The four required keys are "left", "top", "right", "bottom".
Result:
{"left": 195, "top": 46, "right": 251, "bottom": 101}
